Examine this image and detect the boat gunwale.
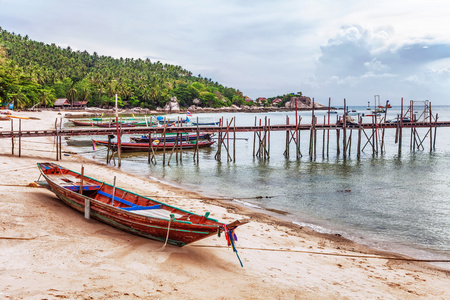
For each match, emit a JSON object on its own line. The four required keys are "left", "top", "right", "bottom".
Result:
{"left": 37, "top": 163, "right": 221, "bottom": 226}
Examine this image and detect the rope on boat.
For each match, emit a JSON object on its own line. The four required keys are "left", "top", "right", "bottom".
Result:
{"left": 219, "top": 224, "right": 243, "bottom": 267}
{"left": 155, "top": 214, "right": 174, "bottom": 252}
{"left": 190, "top": 245, "right": 450, "bottom": 263}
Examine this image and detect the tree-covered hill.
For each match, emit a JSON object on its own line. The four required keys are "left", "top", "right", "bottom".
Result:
{"left": 0, "top": 27, "right": 248, "bottom": 109}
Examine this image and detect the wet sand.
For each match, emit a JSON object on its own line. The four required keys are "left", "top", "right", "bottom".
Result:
{"left": 0, "top": 110, "right": 449, "bottom": 299}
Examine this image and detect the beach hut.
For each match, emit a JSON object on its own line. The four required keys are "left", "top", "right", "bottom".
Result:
{"left": 73, "top": 101, "right": 88, "bottom": 108}
{"left": 53, "top": 98, "right": 71, "bottom": 108}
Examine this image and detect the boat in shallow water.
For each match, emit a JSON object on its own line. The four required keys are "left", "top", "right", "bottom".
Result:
{"left": 37, "top": 162, "right": 247, "bottom": 247}
{"left": 191, "top": 121, "right": 220, "bottom": 126}
{"left": 130, "top": 132, "right": 213, "bottom": 143}
{"left": 92, "top": 140, "right": 215, "bottom": 152}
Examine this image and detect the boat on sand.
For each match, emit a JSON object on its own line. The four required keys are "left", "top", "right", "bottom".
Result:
{"left": 37, "top": 162, "right": 247, "bottom": 248}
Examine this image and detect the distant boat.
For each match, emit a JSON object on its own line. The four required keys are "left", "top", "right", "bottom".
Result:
{"left": 37, "top": 162, "right": 247, "bottom": 247}
{"left": 191, "top": 121, "right": 221, "bottom": 126}
{"left": 158, "top": 117, "right": 190, "bottom": 125}
{"left": 372, "top": 107, "right": 385, "bottom": 114}
{"left": 71, "top": 120, "right": 138, "bottom": 127}
{"left": 130, "top": 132, "right": 212, "bottom": 143}
{"left": 71, "top": 119, "right": 157, "bottom": 127}
{"left": 92, "top": 140, "right": 216, "bottom": 152}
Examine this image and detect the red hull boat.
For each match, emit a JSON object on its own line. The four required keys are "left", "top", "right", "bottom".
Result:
{"left": 37, "top": 162, "right": 247, "bottom": 247}
{"left": 92, "top": 140, "right": 215, "bottom": 152}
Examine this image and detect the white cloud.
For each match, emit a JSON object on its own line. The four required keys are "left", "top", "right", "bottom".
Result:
{"left": 1, "top": 0, "right": 450, "bottom": 104}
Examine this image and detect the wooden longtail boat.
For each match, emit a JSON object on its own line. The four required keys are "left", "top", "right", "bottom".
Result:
{"left": 92, "top": 140, "right": 215, "bottom": 152}
{"left": 71, "top": 120, "right": 155, "bottom": 127}
{"left": 71, "top": 120, "right": 138, "bottom": 127}
{"left": 191, "top": 121, "right": 220, "bottom": 126}
{"left": 37, "top": 162, "right": 247, "bottom": 247}
{"left": 130, "top": 132, "right": 212, "bottom": 143}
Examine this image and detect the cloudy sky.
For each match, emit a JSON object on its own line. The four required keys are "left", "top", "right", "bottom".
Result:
{"left": 1, "top": 0, "right": 450, "bottom": 106}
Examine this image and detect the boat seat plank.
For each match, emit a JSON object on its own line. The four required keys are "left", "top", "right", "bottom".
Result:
{"left": 121, "top": 204, "right": 162, "bottom": 211}
{"left": 64, "top": 185, "right": 101, "bottom": 192}
{"left": 131, "top": 209, "right": 183, "bottom": 219}
{"left": 97, "top": 190, "right": 136, "bottom": 208}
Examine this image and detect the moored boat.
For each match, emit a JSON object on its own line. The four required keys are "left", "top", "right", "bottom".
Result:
{"left": 71, "top": 119, "right": 157, "bottom": 127}
{"left": 92, "top": 139, "right": 215, "bottom": 152}
{"left": 130, "top": 132, "right": 212, "bottom": 143}
{"left": 36, "top": 162, "right": 247, "bottom": 248}
{"left": 71, "top": 119, "right": 138, "bottom": 127}
{"left": 191, "top": 121, "right": 220, "bottom": 126}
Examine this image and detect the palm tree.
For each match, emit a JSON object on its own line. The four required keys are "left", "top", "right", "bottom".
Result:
{"left": 67, "top": 87, "right": 77, "bottom": 107}
{"left": 39, "top": 89, "right": 54, "bottom": 107}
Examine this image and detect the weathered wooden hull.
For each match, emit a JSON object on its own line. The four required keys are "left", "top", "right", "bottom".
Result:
{"left": 191, "top": 122, "right": 220, "bottom": 126}
{"left": 130, "top": 132, "right": 212, "bottom": 143}
{"left": 92, "top": 140, "right": 215, "bottom": 152}
{"left": 37, "top": 163, "right": 225, "bottom": 246}
{"left": 71, "top": 120, "right": 142, "bottom": 127}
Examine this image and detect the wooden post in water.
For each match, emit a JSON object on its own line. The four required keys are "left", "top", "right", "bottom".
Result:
{"left": 433, "top": 113, "right": 438, "bottom": 151}
{"left": 348, "top": 130, "right": 352, "bottom": 157}
{"left": 147, "top": 126, "right": 152, "bottom": 164}
{"left": 410, "top": 101, "right": 414, "bottom": 150}
{"left": 429, "top": 102, "right": 433, "bottom": 152}
{"left": 233, "top": 118, "right": 236, "bottom": 162}
{"left": 343, "top": 99, "right": 347, "bottom": 160}
{"left": 398, "top": 98, "right": 403, "bottom": 156}
{"left": 253, "top": 116, "right": 257, "bottom": 157}
{"left": 327, "top": 98, "right": 331, "bottom": 158}
{"left": 285, "top": 115, "right": 289, "bottom": 158}
{"left": 381, "top": 101, "right": 388, "bottom": 153}
{"left": 371, "top": 114, "right": 376, "bottom": 155}
{"left": 312, "top": 99, "right": 316, "bottom": 160}
{"left": 336, "top": 128, "right": 340, "bottom": 157}
{"left": 268, "top": 118, "right": 271, "bottom": 159}
{"left": 264, "top": 116, "right": 268, "bottom": 160}
{"left": 196, "top": 121, "right": 200, "bottom": 163}
{"left": 313, "top": 116, "right": 317, "bottom": 160}
{"left": 357, "top": 115, "right": 362, "bottom": 159}
{"left": 119, "top": 126, "right": 123, "bottom": 166}
{"left": 59, "top": 118, "right": 62, "bottom": 160}
{"left": 322, "top": 115, "right": 326, "bottom": 159}
{"left": 114, "top": 95, "right": 121, "bottom": 167}
{"left": 309, "top": 100, "right": 314, "bottom": 159}
{"left": 106, "top": 135, "right": 111, "bottom": 164}
{"left": 162, "top": 119, "right": 167, "bottom": 165}
{"left": 296, "top": 116, "right": 302, "bottom": 160}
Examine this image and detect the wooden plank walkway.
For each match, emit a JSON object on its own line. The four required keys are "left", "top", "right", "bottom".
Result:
{"left": 1, "top": 121, "right": 450, "bottom": 139}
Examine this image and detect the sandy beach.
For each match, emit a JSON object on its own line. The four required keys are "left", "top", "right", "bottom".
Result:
{"left": 0, "top": 110, "right": 449, "bottom": 299}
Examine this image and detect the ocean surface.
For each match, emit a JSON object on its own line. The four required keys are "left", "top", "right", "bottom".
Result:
{"left": 66, "top": 104, "right": 450, "bottom": 268}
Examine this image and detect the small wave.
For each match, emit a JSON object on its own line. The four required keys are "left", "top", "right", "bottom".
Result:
{"left": 292, "top": 221, "right": 342, "bottom": 235}
{"left": 233, "top": 199, "right": 262, "bottom": 209}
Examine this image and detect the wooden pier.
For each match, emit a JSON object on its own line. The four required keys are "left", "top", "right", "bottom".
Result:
{"left": 1, "top": 99, "right": 449, "bottom": 165}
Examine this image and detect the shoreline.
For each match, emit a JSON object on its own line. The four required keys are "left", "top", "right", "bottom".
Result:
{"left": 85, "top": 138, "right": 450, "bottom": 271}
{"left": 1, "top": 110, "right": 450, "bottom": 299}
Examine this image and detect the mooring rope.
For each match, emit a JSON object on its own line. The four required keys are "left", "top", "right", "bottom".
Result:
{"left": 155, "top": 215, "right": 173, "bottom": 252}
{"left": 0, "top": 165, "right": 36, "bottom": 173}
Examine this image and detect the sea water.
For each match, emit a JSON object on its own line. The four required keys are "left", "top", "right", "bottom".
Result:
{"left": 67, "top": 105, "right": 450, "bottom": 268}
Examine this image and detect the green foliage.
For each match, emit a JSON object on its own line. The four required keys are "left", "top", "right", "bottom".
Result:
{"left": 0, "top": 27, "right": 246, "bottom": 109}
{"left": 264, "top": 91, "right": 303, "bottom": 107}
{"left": 200, "top": 92, "right": 223, "bottom": 108}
